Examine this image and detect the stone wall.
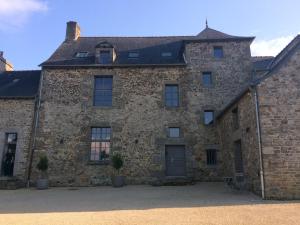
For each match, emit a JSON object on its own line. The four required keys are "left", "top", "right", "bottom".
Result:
{"left": 0, "top": 99, "right": 35, "bottom": 181}
{"left": 257, "top": 45, "right": 300, "bottom": 199}
{"left": 217, "top": 92, "right": 261, "bottom": 195}
{"left": 32, "top": 39, "right": 253, "bottom": 186}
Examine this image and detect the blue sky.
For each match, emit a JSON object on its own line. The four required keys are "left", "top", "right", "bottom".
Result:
{"left": 0, "top": 0, "right": 299, "bottom": 70}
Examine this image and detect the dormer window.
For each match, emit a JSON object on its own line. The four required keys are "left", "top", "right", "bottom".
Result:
{"left": 161, "top": 52, "right": 172, "bottom": 57}
{"left": 99, "top": 50, "right": 112, "bottom": 64}
{"left": 95, "top": 41, "right": 115, "bottom": 64}
{"left": 75, "top": 52, "right": 89, "bottom": 58}
{"left": 128, "top": 52, "right": 139, "bottom": 59}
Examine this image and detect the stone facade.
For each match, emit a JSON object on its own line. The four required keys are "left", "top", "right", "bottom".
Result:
{"left": 0, "top": 99, "right": 35, "bottom": 182}
{"left": 0, "top": 51, "right": 13, "bottom": 72}
{"left": 32, "top": 39, "right": 253, "bottom": 187}
{"left": 257, "top": 45, "right": 300, "bottom": 199}
{"left": 217, "top": 91, "right": 261, "bottom": 195}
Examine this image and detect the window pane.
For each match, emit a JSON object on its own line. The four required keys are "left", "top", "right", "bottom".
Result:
{"left": 99, "top": 51, "right": 112, "bottom": 64}
{"left": 207, "top": 149, "right": 217, "bottom": 165}
{"left": 202, "top": 72, "right": 212, "bottom": 87}
{"left": 204, "top": 111, "right": 214, "bottom": 125}
{"left": 90, "top": 127, "right": 111, "bottom": 161}
{"left": 169, "top": 128, "right": 180, "bottom": 138}
{"left": 128, "top": 52, "right": 139, "bottom": 58}
{"left": 165, "top": 84, "right": 179, "bottom": 107}
{"left": 214, "top": 47, "right": 223, "bottom": 58}
{"left": 94, "top": 77, "right": 113, "bottom": 106}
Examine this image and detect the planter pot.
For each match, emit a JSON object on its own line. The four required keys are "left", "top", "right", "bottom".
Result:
{"left": 111, "top": 176, "right": 125, "bottom": 188}
{"left": 36, "top": 179, "right": 49, "bottom": 190}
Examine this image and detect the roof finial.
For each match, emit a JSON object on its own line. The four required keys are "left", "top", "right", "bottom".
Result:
{"left": 206, "top": 18, "right": 208, "bottom": 28}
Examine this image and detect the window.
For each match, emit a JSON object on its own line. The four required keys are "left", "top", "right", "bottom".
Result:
{"left": 232, "top": 107, "right": 239, "bottom": 130}
{"left": 202, "top": 72, "right": 212, "bottom": 87}
{"left": 128, "top": 52, "right": 139, "bottom": 58}
{"left": 204, "top": 110, "right": 214, "bottom": 125}
{"left": 214, "top": 46, "right": 223, "bottom": 58}
{"left": 206, "top": 149, "right": 217, "bottom": 165}
{"left": 99, "top": 50, "right": 112, "bottom": 64}
{"left": 165, "top": 84, "right": 179, "bottom": 107}
{"left": 75, "top": 52, "right": 89, "bottom": 58}
{"left": 90, "top": 127, "right": 111, "bottom": 161}
{"left": 1, "top": 133, "right": 17, "bottom": 176}
{"left": 168, "top": 127, "right": 180, "bottom": 138}
{"left": 94, "top": 76, "right": 113, "bottom": 106}
{"left": 161, "top": 52, "right": 172, "bottom": 57}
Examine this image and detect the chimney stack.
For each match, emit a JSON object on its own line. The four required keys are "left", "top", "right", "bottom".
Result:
{"left": 0, "top": 51, "right": 13, "bottom": 72}
{"left": 65, "top": 21, "right": 80, "bottom": 41}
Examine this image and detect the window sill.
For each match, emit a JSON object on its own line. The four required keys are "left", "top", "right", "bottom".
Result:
{"left": 87, "top": 160, "right": 110, "bottom": 165}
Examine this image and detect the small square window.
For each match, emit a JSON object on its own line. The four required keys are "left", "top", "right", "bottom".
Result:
{"left": 204, "top": 110, "right": 214, "bottom": 125}
{"left": 128, "top": 52, "right": 139, "bottom": 58}
{"left": 202, "top": 72, "right": 212, "bottom": 87}
{"left": 168, "top": 127, "right": 180, "bottom": 138}
{"left": 206, "top": 149, "right": 217, "bottom": 165}
{"left": 161, "top": 52, "right": 172, "bottom": 57}
{"left": 214, "top": 46, "right": 223, "bottom": 58}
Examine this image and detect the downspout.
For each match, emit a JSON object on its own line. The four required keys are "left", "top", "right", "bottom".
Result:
{"left": 252, "top": 85, "right": 265, "bottom": 199}
{"left": 26, "top": 70, "right": 44, "bottom": 187}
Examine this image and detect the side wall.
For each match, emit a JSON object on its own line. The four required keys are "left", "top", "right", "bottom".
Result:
{"left": 0, "top": 99, "right": 35, "bottom": 181}
{"left": 217, "top": 92, "right": 261, "bottom": 195}
{"left": 257, "top": 46, "right": 300, "bottom": 199}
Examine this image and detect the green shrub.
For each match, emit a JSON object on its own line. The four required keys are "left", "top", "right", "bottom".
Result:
{"left": 111, "top": 153, "right": 123, "bottom": 172}
{"left": 37, "top": 155, "right": 48, "bottom": 172}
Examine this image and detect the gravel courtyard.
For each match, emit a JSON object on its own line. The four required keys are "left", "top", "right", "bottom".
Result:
{"left": 0, "top": 182, "right": 299, "bottom": 225}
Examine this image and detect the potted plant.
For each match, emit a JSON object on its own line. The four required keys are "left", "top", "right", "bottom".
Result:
{"left": 111, "top": 153, "right": 125, "bottom": 187}
{"left": 36, "top": 154, "right": 49, "bottom": 190}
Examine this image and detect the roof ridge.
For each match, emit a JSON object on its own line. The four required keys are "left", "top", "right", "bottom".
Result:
{"left": 79, "top": 35, "right": 195, "bottom": 39}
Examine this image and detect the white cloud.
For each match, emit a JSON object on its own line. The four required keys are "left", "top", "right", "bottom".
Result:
{"left": 251, "top": 35, "right": 295, "bottom": 56}
{"left": 0, "top": 0, "right": 48, "bottom": 31}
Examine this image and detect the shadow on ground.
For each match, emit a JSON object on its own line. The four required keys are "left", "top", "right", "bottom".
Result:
{"left": 0, "top": 182, "right": 298, "bottom": 214}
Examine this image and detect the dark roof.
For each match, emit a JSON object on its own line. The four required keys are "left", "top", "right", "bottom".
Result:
{"left": 194, "top": 27, "right": 255, "bottom": 42}
{"left": 0, "top": 70, "right": 41, "bottom": 99}
{"left": 41, "top": 27, "right": 254, "bottom": 67}
{"left": 252, "top": 56, "right": 274, "bottom": 71}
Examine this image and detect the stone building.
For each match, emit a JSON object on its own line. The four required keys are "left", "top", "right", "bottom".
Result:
{"left": 0, "top": 22, "right": 299, "bottom": 199}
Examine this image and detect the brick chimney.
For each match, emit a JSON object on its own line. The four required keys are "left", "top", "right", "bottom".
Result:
{"left": 0, "top": 51, "right": 13, "bottom": 72}
{"left": 65, "top": 21, "right": 80, "bottom": 41}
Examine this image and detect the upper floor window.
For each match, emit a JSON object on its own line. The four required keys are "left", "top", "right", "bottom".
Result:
{"left": 232, "top": 107, "right": 239, "bottom": 130}
{"left": 204, "top": 110, "right": 214, "bottom": 125}
{"left": 75, "top": 52, "right": 89, "bottom": 58}
{"left": 165, "top": 84, "right": 179, "bottom": 107}
{"left": 94, "top": 76, "right": 113, "bottom": 106}
{"left": 168, "top": 127, "right": 180, "bottom": 138}
{"left": 214, "top": 46, "right": 223, "bottom": 58}
{"left": 90, "top": 127, "right": 111, "bottom": 161}
{"left": 99, "top": 50, "right": 112, "bottom": 64}
{"left": 128, "top": 52, "right": 139, "bottom": 58}
{"left": 202, "top": 72, "right": 213, "bottom": 87}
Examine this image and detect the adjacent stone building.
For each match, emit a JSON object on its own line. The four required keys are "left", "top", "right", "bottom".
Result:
{"left": 0, "top": 22, "right": 299, "bottom": 199}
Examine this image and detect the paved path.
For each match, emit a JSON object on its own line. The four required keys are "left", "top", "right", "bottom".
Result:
{"left": 0, "top": 182, "right": 299, "bottom": 225}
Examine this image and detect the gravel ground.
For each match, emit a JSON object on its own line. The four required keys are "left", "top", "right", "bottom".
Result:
{"left": 0, "top": 182, "right": 299, "bottom": 225}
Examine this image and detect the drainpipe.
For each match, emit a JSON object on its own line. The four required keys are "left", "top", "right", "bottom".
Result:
{"left": 252, "top": 85, "right": 265, "bottom": 199}
{"left": 26, "top": 71, "right": 44, "bottom": 187}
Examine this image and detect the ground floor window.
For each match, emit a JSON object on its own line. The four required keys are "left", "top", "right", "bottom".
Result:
{"left": 90, "top": 127, "right": 111, "bottom": 161}
{"left": 206, "top": 149, "right": 217, "bottom": 165}
{"left": 1, "top": 133, "right": 17, "bottom": 176}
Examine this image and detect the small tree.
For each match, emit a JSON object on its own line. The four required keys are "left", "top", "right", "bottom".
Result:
{"left": 37, "top": 155, "right": 48, "bottom": 177}
{"left": 111, "top": 153, "right": 123, "bottom": 175}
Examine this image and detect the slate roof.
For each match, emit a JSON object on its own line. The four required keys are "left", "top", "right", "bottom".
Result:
{"left": 251, "top": 56, "right": 274, "bottom": 71}
{"left": 0, "top": 70, "right": 41, "bottom": 99}
{"left": 41, "top": 27, "right": 254, "bottom": 67}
